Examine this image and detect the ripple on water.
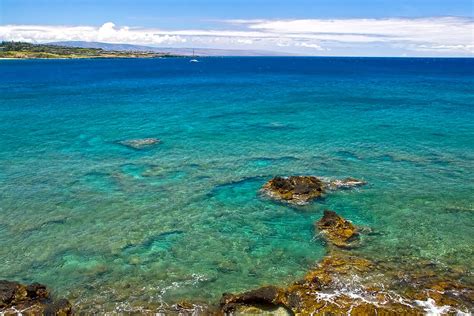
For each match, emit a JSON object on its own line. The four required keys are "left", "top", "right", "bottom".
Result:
{"left": 78, "top": 171, "right": 122, "bottom": 193}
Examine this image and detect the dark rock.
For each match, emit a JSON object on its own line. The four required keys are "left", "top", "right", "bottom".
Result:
{"left": 220, "top": 286, "right": 291, "bottom": 313}
{"left": 316, "top": 210, "right": 359, "bottom": 248}
{"left": 0, "top": 280, "right": 19, "bottom": 308}
{"left": 260, "top": 176, "right": 325, "bottom": 205}
{"left": 44, "top": 298, "right": 72, "bottom": 316}
{"left": 260, "top": 176, "right": 367, "bottom": 205}
{"left": 26, "top": 283, "right": 48, "bottom": 300}
{"left": 0, "top": 280, "right": 71, "bottom": 315}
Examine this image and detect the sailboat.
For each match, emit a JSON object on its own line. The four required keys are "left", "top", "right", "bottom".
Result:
{"left": 189, "top": 49, "right": 199, "bottom": 63}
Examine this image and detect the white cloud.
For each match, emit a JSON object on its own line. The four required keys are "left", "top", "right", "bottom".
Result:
{"left": 0, "top": 17, "right": 473, "bottom": 56}
{"left": 0, "top": 22, "right": 186, "bottom": 45}
{"left": 295, "top": 42, "right": 325, "bottom": 50}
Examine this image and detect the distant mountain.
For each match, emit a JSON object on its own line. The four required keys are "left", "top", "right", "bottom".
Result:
{"left": 48, "top": 41, "right": 292, "bottom": 56}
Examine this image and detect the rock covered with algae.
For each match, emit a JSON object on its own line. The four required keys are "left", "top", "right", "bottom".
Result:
{"left": 260, "top": 176, "right": 325, "bottom": 205}
{"left": 260, "top": 176, "right": 366, "bottom": 205}
{"left": 219, "top": 250, "right": 473, "bottom": 315}
{"left": 316, "top": 210, "right": 359, "bottom": 248}
{"left": 0, "top": 280, "right": 72, "bottom": 315}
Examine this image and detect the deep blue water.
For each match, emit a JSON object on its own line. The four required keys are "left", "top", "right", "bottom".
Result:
{"left": 0, "top": 57, "right": 473, "bottom": 312}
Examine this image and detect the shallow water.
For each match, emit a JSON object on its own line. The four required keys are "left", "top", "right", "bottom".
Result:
{"left": 0, "top": 57, "right": 473, "bottom": 312}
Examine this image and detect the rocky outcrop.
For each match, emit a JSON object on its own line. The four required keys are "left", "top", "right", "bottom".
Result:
{"left": 218, "top": 250, "right": 473, "bottom": 315}
{"left": 260, "top": 176, "right": 325, "bottom": 205}
{"left": 0, "top": 280, "right": 71, "bottom": 315}
{"left": 316, "top": 210, "right": 359, "bottom": 248}
{"left": 118, "top": 138, "right": 161, "bottom": 150}
{"left": 218, "top": 209, "right": 473, "bottom": 315}
{"left": 260, "top": 176, "right": 366, "bottom": 205}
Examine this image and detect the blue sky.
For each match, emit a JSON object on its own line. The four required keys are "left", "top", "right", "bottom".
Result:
{"left": 1, "top": 0, "right": 473, "bottom": 56}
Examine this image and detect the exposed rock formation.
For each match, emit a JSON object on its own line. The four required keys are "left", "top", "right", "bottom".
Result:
{"left": 220, "top": 286, "right": 291, "bottom": 315}
{"left": 316, "top": 210, "right": 359, "bottom": 248}
{"left": 260, "top": 176, "right": 325, "bottom": 205}
{"left": 218, "top": 250, "right": 473, "bottom": 315}
{"left": 218, "top": 210, "right": 473, "bottom": 315}
{"left": 118, "top": 138, "right": 161, "bottom": 150}
{"left": 260, "top": 176, "right": 366, "bottom": 205}
{"left": 0, "top": 280, "right": 71, "bottom": 315}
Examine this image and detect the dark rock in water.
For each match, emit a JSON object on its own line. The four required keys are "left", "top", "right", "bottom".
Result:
{"left": 316, "top": 210, "right": 359, "bottom": 248}
{"left": 43, "top": 299, "right": 73, "bottom": 316}
{"left": 220, "top": 286, "right": 292, "bottom": 314}
{"left": 326, "top": 177, "right": 367, "bottom": 190}
{"left": 260, "top": 176, "right": 325, "bottom": 205}
{"left": 0, "top": 280, "right": 48, "bottom": 308}
{"left": 260, "top": 176, "right": 367, "bottom": 205}
{"left": 0, "top": 280, "right": 71, "bottom": 315}
{"left": 118, "top": 138, "right": 161, "bottom": 150}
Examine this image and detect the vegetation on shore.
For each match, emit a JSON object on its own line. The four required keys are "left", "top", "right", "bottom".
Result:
{"left": 0, "top": 41, "right": 181, "bottom": 59}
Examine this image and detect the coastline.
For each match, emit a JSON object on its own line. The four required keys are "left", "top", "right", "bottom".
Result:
{"left": 0, "top": 55, "right": 184, "bottom": 60}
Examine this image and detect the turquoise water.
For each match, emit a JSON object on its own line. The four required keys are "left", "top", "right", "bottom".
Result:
{"left": 0, "top": 58, "right": 473, "bottom": 312}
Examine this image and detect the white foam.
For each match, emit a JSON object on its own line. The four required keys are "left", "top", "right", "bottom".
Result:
{"left": 415, "top": 298, "right": 452, "bottom": 315}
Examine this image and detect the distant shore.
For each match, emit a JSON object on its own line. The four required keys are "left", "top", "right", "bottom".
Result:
{"left": 0, "top": 41, "right": 184, "bottom": 59}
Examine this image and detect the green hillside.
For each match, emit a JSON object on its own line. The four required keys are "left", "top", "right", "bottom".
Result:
{"left": 0, "top": 41, "right": 178, "bottom": 59}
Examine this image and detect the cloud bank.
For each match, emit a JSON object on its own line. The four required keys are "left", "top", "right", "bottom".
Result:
{"left": 1, "top": 17, "right": 473, "bottom": 56}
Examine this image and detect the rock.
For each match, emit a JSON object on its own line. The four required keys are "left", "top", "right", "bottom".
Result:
{"left": 220, "top": 286, "right": 290, "bottom": 314}
{"left": 260, "top": 176, "right": 367, "bottom": 205}
{"left": 0, "top": 280, "right": 71, "bottom": 315}
{"left": 260, "top": 176, "right": 325, "bottom": 205}
{"left": 0, "top": 280, "right": 19, "bottom": 308}
{"left": 233, "top": 305, "right": 292, "bottom": 315}
{"left": 326, "top": 177, "right": 367, "bottom": 190}
{"left": 315, "top": 210, "right": 359, "bottom": 248}
{"left": 43, "top": 298, "right": 72, "bottom": 316}
{"left": 118, "top": 138, "right": 161, "bottom": 150}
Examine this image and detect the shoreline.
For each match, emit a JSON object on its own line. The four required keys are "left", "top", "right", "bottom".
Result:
{"left": 0, "top": 56, "right": 186, "bottom": 60}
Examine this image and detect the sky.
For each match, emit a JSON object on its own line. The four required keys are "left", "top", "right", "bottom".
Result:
{"left": 0, "top": 0, "right": 473, "bottom": 56}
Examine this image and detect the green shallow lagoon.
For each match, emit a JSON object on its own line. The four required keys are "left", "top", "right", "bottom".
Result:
{"left": 0, "top": 57, "right": 473, "bottom": 312}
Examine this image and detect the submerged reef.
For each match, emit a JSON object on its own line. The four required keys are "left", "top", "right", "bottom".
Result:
{"left": 219, "top": 211, "right": 474, "bottom": 315}
{"left": 118, "top": 138, "right": 161, "bottom": 150}
{"left": 260, "top": 176, "right": 366, "bottom": 205}
{"left": 0, "top": 280, "right": 71, "bottom": 315}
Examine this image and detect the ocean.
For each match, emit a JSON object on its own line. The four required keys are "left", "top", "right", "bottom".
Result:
{"left": 0, "top": 57, "right": 473, "bottom": 313}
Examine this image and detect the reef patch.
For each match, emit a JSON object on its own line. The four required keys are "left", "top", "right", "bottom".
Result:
{"left": 118, "top": 138, "right": 161, "bottom": 150}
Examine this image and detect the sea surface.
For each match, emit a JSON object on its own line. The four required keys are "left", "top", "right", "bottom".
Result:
{"left": 0, "top": 57, "right": 473, "bottom": 313}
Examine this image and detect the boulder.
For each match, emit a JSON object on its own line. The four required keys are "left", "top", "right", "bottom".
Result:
{"left": 315, "top": 210, "right": 359, "bottom": 248}
{"left": 220, "top": 286, "right": 291, "bottom": 314}
{"left": 0, "top": 280, "right": 71, "bottom": 315}
{"left": 260, "top": 176, "right": 367, "bottom": 205}
{"left": 260, "top": 176, "right": 325, "bottom": 205}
